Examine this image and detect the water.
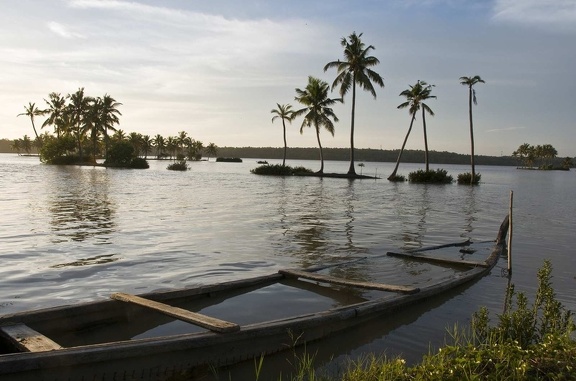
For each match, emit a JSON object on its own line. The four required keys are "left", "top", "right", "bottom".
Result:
{"left": 1, "top": 154, "right": 575, "bottom": 368}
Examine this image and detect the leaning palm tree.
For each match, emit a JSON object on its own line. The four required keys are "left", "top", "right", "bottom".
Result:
{"left": 388, "top": 80, "right": 433, "bottom": 180}
{"left": 460, "top": 75, "right": 485, "bottom": 184}
{"left": 17, "top": 102, "right": 46, "bottom": 141}
{"left": 293, "top": 76, "right": 342, "bottom": 174}
{"left": 271, "top": 103, "right": 295, "bottom": 167}
{"left": 324, "top": 32, "right": 384, "bottom": 175}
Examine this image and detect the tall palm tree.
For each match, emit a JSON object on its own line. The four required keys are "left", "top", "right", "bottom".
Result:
{"left": 418, "top": 83, "right": 436, "bottom": 171}
{"left": 271, "top": 103, "right": 295, "bottom": 167}
{"left": 388, "top": 80, "right": 433, "bottom": 180}
{"left": 153, "top": 134, "right": 165, "bottom": 158}
{"left": 67, "top": 88, "right": 94, "bottom": 162}
{"left": 294, "top": 76, "right": 342, "bottom": 174}
{"left": 21, "top": 135, "right": 32, "bottom": 154}
{"left": 460, "top": 75, "right": 485, "bottom": 184}
{"left": 324, "top": 32, "right": 384, "bottom": 175}
{"left": 141, "top": 135, "right": 152, "bottom": 159}
{"left": 206, "top": 142, "right": 218, "bottom": 161}
{"left": 17, "top": 102, "right": 46, "bottom": 141}
{"left": 166, "top": 136, "right": 178, "bottom": 160}
{"left": 42, "top": 93, "right": 67, "bottom": 138}
{"left": 84, "top": 99, "right": 102, "bottom": 163}
{"left": 10, "top": 139, "right": 22, "bottom": 155}
{"left": 98, "top": 94, "right": 122, "bottom": 161}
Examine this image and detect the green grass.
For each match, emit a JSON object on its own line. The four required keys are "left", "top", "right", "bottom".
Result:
{"left": 251, "top": 164, "right": 313, "bottom": 176}
{"left": 167, "top": 160, "right": 189, "bottom": 171}
{"left": 409, "top": 169, "right": 453, "bottom": 183}
{"left": 457, "top": 172, "right": 481, "bottom": 185}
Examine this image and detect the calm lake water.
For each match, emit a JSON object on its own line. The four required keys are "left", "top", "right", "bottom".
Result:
{"left": 1, "top": 153, "right": 575, "bottom": 373}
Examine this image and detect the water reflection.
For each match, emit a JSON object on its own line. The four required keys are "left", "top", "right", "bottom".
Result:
{"left": 462, "top": 185, "right": 478, "bottom": 236}
{"left": 49, "top": 167, "right": 115, "bottom": 244}
{"left": 51, "top": 254, "right": 118, "bottom": 268}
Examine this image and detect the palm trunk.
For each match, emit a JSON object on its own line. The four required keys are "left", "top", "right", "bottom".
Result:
{"left": 282, "top": 120, "right": 287, "bottom": 167}
{"left": 468, "top": 86, "right": 475, "bottom": 184}
{"left": 347, "top": 79, "right": 357, "bottom": 175}
{"left": 422, "top": 108, "right": 429, "bottom": 172}
{"left": 388, "top": 113, "right": 416, "bottom": 180}
{"left": 30, "top": 119, "right": 39, "bottom": 140}
{"left": 315, "top": 126, "right": 324, "bottom": 174}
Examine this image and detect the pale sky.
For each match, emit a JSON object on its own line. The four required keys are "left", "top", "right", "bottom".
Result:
{"left": 1, "top": 0, "right": 575, "bottom": 157}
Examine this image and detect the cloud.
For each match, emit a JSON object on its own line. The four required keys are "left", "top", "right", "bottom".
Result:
{"left": 485, "top": 126, "right": 526, "bottom": 133}
{"left": 47, "top": 21, "right": 85, "bottom": 39}
{"left": 492, "top": 0, "right": 576, "bottom": 30}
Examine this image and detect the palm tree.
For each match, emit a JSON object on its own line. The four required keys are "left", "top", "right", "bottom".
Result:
{"left": 129, "top": 132, "right": 142, "bottom": 157}
{"left": 42, "top": 93, "right": 67, "bottom": 138}
{"left": 112, "top": 129, "right": 126, "bottom": 142}
{"left": 141, "top": 135, "right": 152, "bottom": 159}
{"left": 67, "top": 88, "right": 94, "bottom": 162}
{"left": 206, "top": 142, "right": 218, "bottom": 161}
{"left": 388, "top": 80, "right": 433, "bottom": 180}
{"left": 324, "top": 32, "right": 384, "bottom": 175}
{"left": 17, "top": 102, "right": 46, "bottom": 141}
{"left": 418, "top": 83, "right": 436, "bottom": 171}
{"left": 10, "top": 139, "right": 22, "bottom": 155}
{"left": 98, "top": 94, "right": 122, "bottom": 161}
{"left": 166, "top": 136, "right": 178, "bottom": 160}
{"left": 84, "top": 100, "right": 102, "bottom": 163}
{"left": 271, "top": 103, "right": 295, "bottom": 166}
{"left": 21, "top": 135, "right": 32, "bottom": 154}
{"left": 460, "top": 75, "right": 485, "bottom": 184}
{"left": 153, "top": 134, "right": 165, "bottom": 158}
{"left": 294, "top": 76, "right": 342, "bottom": 173}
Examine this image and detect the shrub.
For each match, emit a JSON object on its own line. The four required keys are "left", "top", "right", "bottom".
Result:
{"left": 129, "top": 157, "right": 149, "bottom": 169}
{"left": 167, "top": 160, "right": 189, "bottom": 171}
{"left": 251, "top": 164, "right": 314, "bottom": 176}
{"left": 292, "top": 166, "right": 314, "bottom": 175}
{"left": 388, "top": 174, "right": 406, "bottom": 182}
{"left": 105, "top": 141, "right": 135, "bottom": 167}
{"left": 409, "top": 169, "right": 453, "bottom": 183}
{"left": 457, "top": 172, "right": 481, "bottom": 184}
{"left": 216, "top": 157, "right": 242, "bottom": 162}
{"left": 39, "top": 135, "right": 77, "bottom": 164}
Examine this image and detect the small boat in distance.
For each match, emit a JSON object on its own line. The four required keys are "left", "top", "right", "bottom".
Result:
{"left": 0, "top": 216, "right": 509, "bottom": 381}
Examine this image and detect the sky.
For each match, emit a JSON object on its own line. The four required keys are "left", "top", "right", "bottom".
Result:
{"left": 1, "top": 0, "right": 575, "bottom": 157}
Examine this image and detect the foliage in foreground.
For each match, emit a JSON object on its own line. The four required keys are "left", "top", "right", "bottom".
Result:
{"left": 457, "top": 172, "right": 481, "bottom": 185}
{"left": 336, "top": 260, "right": 575, "bottom": 381}
{"left": 251, "top": 164, "right": 314, "bottom": 176}
{"left": 408, "top": 168, "right": 453, "bottom": 183}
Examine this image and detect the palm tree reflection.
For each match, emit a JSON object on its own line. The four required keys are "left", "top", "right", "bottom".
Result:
{"left": 49, "top": 168, "right": 115, "bottom": 244}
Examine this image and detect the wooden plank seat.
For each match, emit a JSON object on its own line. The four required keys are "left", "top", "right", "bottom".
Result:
{"left": 386, "top": 251, "right": 490, "bottom": 268}
{"left": 0, "top": 323, "right": 63, "bottom": 352}
{"left": 110, "top": 293, "right": 240, "bottom": 333}
{"left": 279, "top": 269, "right": 419, "bottom": 294}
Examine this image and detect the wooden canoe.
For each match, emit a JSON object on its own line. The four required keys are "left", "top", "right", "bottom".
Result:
{"left": 0, "top": 216, "right": 509, "bottom": 380}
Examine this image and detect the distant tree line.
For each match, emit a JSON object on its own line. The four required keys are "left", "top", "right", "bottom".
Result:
{"left": 216, "top": 147, "right": 519, "bottom": 166}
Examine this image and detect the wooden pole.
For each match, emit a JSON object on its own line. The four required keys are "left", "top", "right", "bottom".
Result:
{"left": 507, "top": 190, "right": 513, "bottom": 274}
